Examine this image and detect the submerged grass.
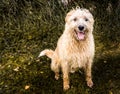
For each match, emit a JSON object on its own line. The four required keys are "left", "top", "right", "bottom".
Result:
{"left": 0, "top": 0, "right": 120, "bottom": 94}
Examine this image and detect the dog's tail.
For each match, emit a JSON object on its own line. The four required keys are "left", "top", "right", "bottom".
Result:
{"left": 38, "top": 49, "right": 54, "bottom": 59}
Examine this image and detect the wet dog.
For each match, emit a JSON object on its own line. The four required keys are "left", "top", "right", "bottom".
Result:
{"left": 39, "top": 7, "right": 95, "bottom": 90}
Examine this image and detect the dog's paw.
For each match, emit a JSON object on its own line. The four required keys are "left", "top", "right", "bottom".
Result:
{"left": 87, "top": 80, "right": 93, "bottom": 88}
{"left": 64, "top": 84, "right": 70, "bottom": 91}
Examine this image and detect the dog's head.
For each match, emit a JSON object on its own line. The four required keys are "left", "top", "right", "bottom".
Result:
{"left": 65, "top": 7, "right": 94, "bottom": 41}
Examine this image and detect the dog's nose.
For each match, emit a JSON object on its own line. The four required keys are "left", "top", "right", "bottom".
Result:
{"left": 78, "top": 25, "right": 84, "bottom": 31}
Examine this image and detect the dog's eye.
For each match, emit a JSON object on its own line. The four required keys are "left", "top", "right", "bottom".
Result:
{"left": 85, "top": 18, "right": 89, "bottom": 21}
{"left": 73, "top": 18, "right": 77, "bottom": 21}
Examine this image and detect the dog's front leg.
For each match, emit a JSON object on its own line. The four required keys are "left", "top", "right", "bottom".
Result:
{"left": 61, "top": 61, "right": 70, "bottom": 90}
{"left": 85, "top": 59, "right": 93, "bottom": 88}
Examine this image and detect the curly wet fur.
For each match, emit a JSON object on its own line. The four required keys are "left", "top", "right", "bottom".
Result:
{"left": 39, "top": 7, "right": 95, "bottom": 90}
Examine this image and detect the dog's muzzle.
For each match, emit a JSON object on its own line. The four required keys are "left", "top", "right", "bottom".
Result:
{"left": 74, "top": 25, "right": 86, "bottom": 40}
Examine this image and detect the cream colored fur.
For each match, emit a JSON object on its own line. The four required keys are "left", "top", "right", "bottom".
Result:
{"left": 39, "top": 7, "right": 95, "bottom": 90}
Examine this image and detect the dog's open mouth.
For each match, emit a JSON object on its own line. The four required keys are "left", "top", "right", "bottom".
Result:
{"left": 75, "top": 30, "right": 85, "bottom": 40}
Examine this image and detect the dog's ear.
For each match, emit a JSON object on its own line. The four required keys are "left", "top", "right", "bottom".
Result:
{"left": 65, "top": 9, "right": 75, "bottom": 22}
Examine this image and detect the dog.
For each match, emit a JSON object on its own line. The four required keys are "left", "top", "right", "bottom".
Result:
{"left": 38, "top": 7, "right": 95, "bottom": 90}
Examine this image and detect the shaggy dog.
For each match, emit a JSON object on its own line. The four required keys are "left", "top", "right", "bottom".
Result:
{"left": 38, "top": 7, "right": 95, "bottom": 90}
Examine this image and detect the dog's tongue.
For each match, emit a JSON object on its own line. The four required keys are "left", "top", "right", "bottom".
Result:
{"left": 77, "top": 32, "right": 85, "bottom": 40}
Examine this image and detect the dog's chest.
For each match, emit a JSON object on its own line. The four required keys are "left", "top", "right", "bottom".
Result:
{"left": 68, "top": 51, "right": 88, "bottom": 72}
{"left": 68, "top": 40, "right": 94, "bottom": 71}
{"left": 58, "top": 35, "right": 94, "bottom": 72}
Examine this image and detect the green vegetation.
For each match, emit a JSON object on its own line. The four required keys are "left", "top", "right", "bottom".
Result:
{"left": 0, "top": 0, "right": 120, "bottom": 93}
